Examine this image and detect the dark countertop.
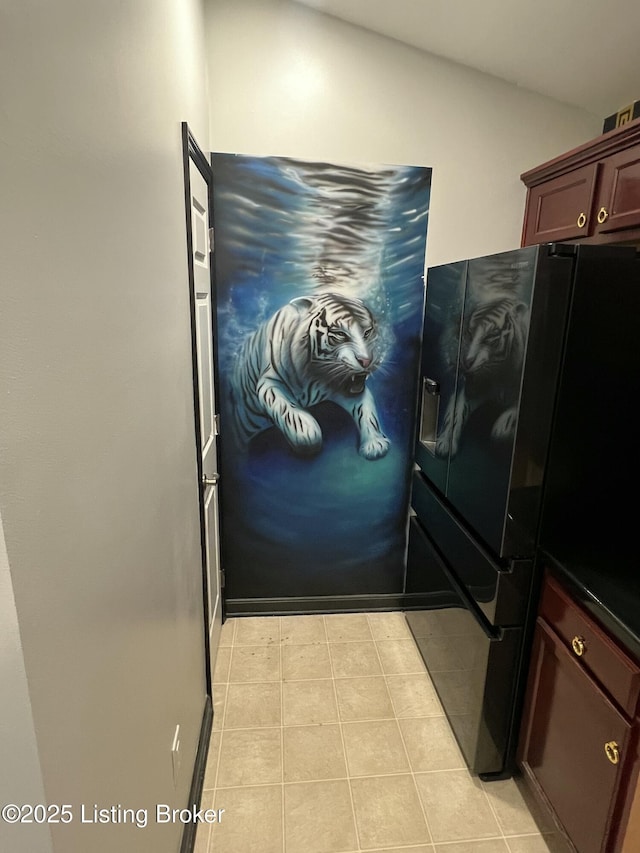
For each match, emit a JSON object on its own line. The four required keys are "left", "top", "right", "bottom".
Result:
{"left": 540, "top": 548, "right": 640, "bottom": 662}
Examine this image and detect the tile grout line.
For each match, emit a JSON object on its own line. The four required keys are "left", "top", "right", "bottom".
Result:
{"left": 223, "top": 669, "right": 432, "bottom": 684}
{"left": 413, "top": 620, "right": 510, "bottom": 848}
{"left": 212, "top": 632, "right": 233, "bottom": 815}
{"left": 215, "top": 632, "right": 237, "bottom": 787}
{"left": 479, "top": 771, "right": 508, "bottom": 844}
{"left": 205, "top": 678, "right": 227, "bottom": 853}
{"left": 210, "top": 767, "right": 542, "bottom": 791}
{"left": 214, "top": 618, "right": 286, "bottom": 853}
{"left": 324, "top": 613, "right": 364, "bottom": 853}
{"left": 367, "top": 613, "right": 436, "bottom": 849}
{"left": 207, "top": 620, "right": 235, "bottom": 853}
{"left": 224, "top": 632, "right": 427, "bottom": 685}
{"left": 394, "top": 614, "right": 512, "bottom": 849}
{"left": 211, "top": 615, "right": 548, "bottom": 853}
{"left": 211, "top": 708, "right": 445, "bottom": 732}
{"left": 200, "top": 791, "right": 213, "bottom": 852}
{"left": 503, "top": 832, "right": 554, "bottom": 851}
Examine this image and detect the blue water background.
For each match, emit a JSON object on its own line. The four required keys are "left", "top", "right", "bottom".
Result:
{"left": 211, "top": 154, "right": 431, "bottom": 598}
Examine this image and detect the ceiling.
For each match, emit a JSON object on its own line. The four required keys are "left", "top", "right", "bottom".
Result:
{"left": 294, "top": 0, "right": 640, "bottom": 117}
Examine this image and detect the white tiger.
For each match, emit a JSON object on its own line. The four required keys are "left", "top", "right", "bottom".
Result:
{"left": 230, "top": 292, "right": 390, "bottom": 460}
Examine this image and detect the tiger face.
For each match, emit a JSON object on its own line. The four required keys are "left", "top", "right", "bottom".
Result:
{"left": 461, "top": 298, "right": 528, "bottom": 376}
{"left": 303, "top": 293, "right": 380, "bottom": 395}
{"left": 436, "top": 297, "right": 530, "bottom": 458}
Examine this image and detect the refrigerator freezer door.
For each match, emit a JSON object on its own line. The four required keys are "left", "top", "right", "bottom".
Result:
{"left": 406, "top": 517, "right": 524, "bottom": 777}
{"left": 412, "top": 470, "right": 533, "bottom": 626}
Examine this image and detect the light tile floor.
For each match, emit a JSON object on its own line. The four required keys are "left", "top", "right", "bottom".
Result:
{"left": 195, "top": 612, "right": 558, "bottom": 853}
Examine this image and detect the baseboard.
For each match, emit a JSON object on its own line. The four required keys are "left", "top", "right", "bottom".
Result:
{"left": 180, "top": 695, "right": 213, "bottom": 853}
{"left": 225, "top": 591, "right": 455, "bottom": 616}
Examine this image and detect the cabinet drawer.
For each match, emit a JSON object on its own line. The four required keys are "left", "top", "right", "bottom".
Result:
{"left": 540, "top": 573, "right": 640, "bottom": 717}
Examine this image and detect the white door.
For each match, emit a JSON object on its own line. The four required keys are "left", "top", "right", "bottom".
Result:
{"left": 189, "top": 159, "right": 222, "bottom": 686}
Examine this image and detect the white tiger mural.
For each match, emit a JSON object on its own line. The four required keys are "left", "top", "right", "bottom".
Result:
{"left": 229, "top": 292, "right": 390, "bottom": 460}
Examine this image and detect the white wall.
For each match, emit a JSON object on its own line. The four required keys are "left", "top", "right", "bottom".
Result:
{"left": 0, "top": 516, "right": 53, "bottom": 853}
{"left": 204, "top": 0, "right": 601, "bottom": 266}
{"left": 0, "top": 2, "right": 210, "bottom": 852}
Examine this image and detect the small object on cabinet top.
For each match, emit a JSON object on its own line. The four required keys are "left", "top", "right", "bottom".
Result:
{"left": 603, "top": 99, "right": 640, "bottom": 134}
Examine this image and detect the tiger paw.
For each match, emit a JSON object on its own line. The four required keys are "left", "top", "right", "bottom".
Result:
{"left": 285, "top": 411, "right": 323, "bottom": 455}
{"left": 491, "top": 407, "right": 518, "bottom": 440}
{"left": 435, "top": 436, "right": 450, "bottom": 458}
{"left": 359, "top": 435, "right": 390, "bottom": 460}
{"left": 436, "top": 433, "right": 460, "bottom": 457}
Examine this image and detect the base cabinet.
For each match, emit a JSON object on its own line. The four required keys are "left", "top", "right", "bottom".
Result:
{"left": 518, "top": 573, "right": 640, "bottom": 853}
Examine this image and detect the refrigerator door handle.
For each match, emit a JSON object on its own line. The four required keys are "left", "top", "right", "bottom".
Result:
{"left": 419, "top": 377, "right": 441, "bottom": 452}
{"left": 411, "top": 517, "right": 502, "bottom": 642}
{"left": 424, "top": 377, "right": 440, "bottom": 395}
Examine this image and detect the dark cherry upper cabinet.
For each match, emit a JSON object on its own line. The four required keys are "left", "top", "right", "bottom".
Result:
{"left": 597, "top": 144, "right": 640, "bottom": 235}
{"left": 521, "top": 118, "right": 640, "bottom": 247}
{"left": 518, "top": 573, "right": 640, "bottom": 853}
{"left": 522, "top": 162, "right": 599, "bottom": 245}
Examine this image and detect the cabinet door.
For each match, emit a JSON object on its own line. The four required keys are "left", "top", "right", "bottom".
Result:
{"left": 595, "top": 142, "right": 640, "bottom": 235}
{"left": 522, "top": 162, "right": 599, "bottom": 245}
{"left": 519, "top": 618, "right": 632, "bottom": 853}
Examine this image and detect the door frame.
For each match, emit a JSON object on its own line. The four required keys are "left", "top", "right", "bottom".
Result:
{"left": 180, "top": 122, "right": 225, "bottom": 699}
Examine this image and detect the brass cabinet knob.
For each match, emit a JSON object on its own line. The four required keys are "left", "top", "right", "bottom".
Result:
{"left": 597, "top": 206, "right": 609, "bottom": 224}
{"left": 605, "top": 741, "right": 620, "bottom": 765}
{"left": 577, "top": 212, "right": 587, "bottom": 228}
{"left": 571, "top": 635, "right": 586, "bottom": 656}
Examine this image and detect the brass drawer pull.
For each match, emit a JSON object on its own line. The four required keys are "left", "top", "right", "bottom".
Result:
{"left": 571, "top": 635, "right": 586, "bottom": 657}
{"left": 605, "top": 741, "right": 620, "bottom": 765}
{"left": 577, "top": 212, "right": 587, "bottom": 228}
{"left": 597, "top": 206, "right": 609, "bottom": 224}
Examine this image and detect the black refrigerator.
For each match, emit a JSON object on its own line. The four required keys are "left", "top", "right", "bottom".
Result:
{"left": 405, "top": 242, "right": 640, "bottom": 780}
